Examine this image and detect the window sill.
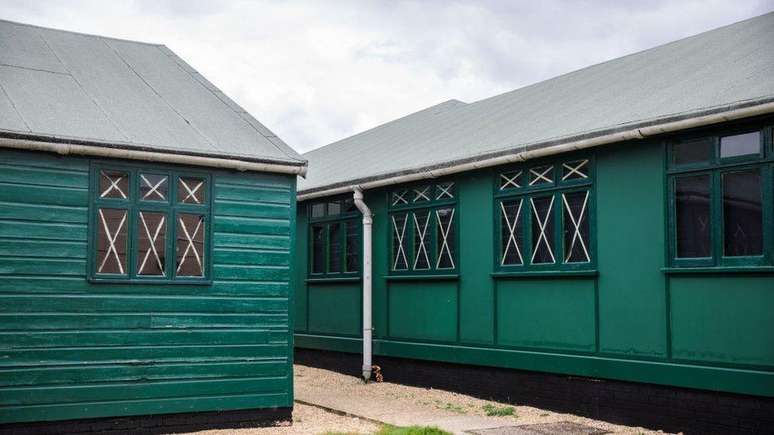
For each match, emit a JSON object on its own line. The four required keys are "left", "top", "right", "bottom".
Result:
{"left": 662, "top": 266, "right": 774, "bottom": 274}
{"left": 88, "top": 277, "right": 213, "bottom": 285}
{"left": 384, "top": 274, "right": 459, "bottom": 281}
{"left": 491, "top": 270, "right": 598, "bottom": 279}
{"left": 305, "top": 276, "right": 362, "bottom": 283}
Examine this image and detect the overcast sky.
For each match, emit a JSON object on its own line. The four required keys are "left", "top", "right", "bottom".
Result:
{"left": 1, "top": 1, "right": 772, "bottom": 153}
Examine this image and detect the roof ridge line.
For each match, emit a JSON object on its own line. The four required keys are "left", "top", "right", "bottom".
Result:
{"left": 0, "top": 18, "right": 164, "bottom": 47}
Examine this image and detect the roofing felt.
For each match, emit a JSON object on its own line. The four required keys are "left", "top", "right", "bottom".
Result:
{"left": 300, "top": 12, "right": 774, "bottom": 193}
{"left": 0, "top": 19, "right": 305, "bottom": 167}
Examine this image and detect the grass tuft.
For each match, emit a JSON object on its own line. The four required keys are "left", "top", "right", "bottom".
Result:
{"left": 482, "top": 403, "right": 516, "bottom": 417}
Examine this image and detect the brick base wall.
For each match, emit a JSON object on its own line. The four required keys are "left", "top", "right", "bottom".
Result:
{"left": 296, "top": 348, "right": 774, "bottom": 434}
{"left": 0, "top": 407, "right": 292, "bottom": 435}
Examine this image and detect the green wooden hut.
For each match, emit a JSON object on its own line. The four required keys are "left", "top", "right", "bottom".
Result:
{"left": 0, "top": 20, "right": 305, "bottom": 429}
{"left": 294, "top": 11, "right": 774, "bottom": 416}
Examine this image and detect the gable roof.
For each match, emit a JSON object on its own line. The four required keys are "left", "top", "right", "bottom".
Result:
{"left": 300, "top": 12, "right": 774, "bottom": 195}
{"left": 0, "top": 19, "right": 306, "bottom": 170}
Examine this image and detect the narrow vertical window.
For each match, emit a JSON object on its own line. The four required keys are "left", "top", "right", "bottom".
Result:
{"left": 311, "top": 224, "right": 325, "bottom": 274}
{"left": 176, "top": 213, "right": 205, "bottom": 277}
{"left": 723, "top": 170, "right": 763, "bottom": 256}
{"left": 96, "top": 208, "right": 128, "bottom": 274}
{"left": 675, "top": 175, "right": 711, "bottom": 258}
{"left": 436, "top": 208, "right": 455, "bottom": 269}
{"left": 137, "top": 212, "right": 166, "bottom": 276}
{"left": 346, "top": 220, "right": 360, "bottom": 272}
{"left": 413, "top": 211, "right": 431, "bottom": 270}
{"left": 391, "top": 213, "right": 409, "bottom": 270}
{"left": 562, "top": 191, "right": 590, "bottom": 263}
{"left": 328, "top": 223, "right": 342, "bottom": 273}
{"left": 500, "top": 200, "right": 524, "bottom": 265}
{"left": 530, "top": 196, "right": 555, "bottom": 264}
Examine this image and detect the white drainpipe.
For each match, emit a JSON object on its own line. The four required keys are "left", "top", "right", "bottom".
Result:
{"left": 352, "top": 186, "right": 373, "bottom": 381}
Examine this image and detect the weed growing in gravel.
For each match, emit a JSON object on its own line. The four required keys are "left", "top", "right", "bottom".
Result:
{"left": 482, "top": 404, "right": 516, "bottom": 417}
{"left": 375, "top": 425, "right": 452, "bottom": 435}
{"left": 439, "top": 402, "right": 466, "bottom": 414}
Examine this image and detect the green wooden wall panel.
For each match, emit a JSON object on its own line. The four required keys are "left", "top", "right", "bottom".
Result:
{"left": 596, "top": 142, "right": 668, "bottom": 358}
{"left": 294, "top": 206, "right": 309, "bottom": 332}
{"left": 307, "top": 284, "right": 361, "bottom": 336}
{"left": 0, "top": 149, "right": 295, "bottom": 424}
{"left": 670, "top": 275, "right": 774, "bottom": 367}
{"left": 496, "top": 278, "right": 596, "bottom": 352}
{"left": 368, "top": 189, "right": 389, "bottom": 339}
{"left": 387, "top": 281, "right": 458, "bottom": 342}
{"left": 457, "top": 172, "right": 495, "bottom": 344}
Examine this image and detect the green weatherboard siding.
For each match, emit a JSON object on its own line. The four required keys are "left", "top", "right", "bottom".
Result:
{"left": 294, "top": 118, "right": 774, "bottom": 398}
{"left": 0, "top": 149, "right": 295, "bottom": 424}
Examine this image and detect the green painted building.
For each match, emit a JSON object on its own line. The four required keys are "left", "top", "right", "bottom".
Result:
{"left": 0, "top": 21, "right": 306, "bottom": 427}
{"left": 294, "top": 13, "right": 774, "bottom": 398}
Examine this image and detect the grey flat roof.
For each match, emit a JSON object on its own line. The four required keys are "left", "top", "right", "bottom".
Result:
{"left": 0, "top": 19, "right": 305, "bottom": 167}
{"left": 300, "top": 12, "right": 774, "bottom": 193}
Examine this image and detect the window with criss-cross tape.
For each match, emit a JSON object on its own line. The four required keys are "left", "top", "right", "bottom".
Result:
{"left": 389, "top": 181, "right": 457, "bottom": 275}
{"left": 89, "top": 164, "right": 211, "bottom": 283}
{"left": 495, "top": 157, "right": 594, "bottom": 272}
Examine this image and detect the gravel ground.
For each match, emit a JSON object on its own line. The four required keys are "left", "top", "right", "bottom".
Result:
{"left": 294, "top": 364, "right": 674, "bottom": 434}
{"left": 192, "top": 402, "right": 379, "bottom": 435}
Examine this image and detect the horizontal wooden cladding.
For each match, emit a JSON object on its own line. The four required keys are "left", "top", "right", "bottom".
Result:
{"left": 215, "top": 183, "right": 291, "bottom": 205}
{"left": 0, "top": 202, "right": 88, "bottom": 224}
{"left": 0, "top": 392, "right": 288, "bottom": 424}
{"left": 0, "top": 182, "right": 88, "bottom": 208}
{"left": 1, "top": 344, "right": 288, "bottom": 367}
{"left": 0, "top": 239, "right": 86, "bottom": 259}
{"left": 0, "top": 258, "right": 85, "bottom": 276}
{"left": 214, "top": 232, "right": 290, "bottom": 250}
{"left": 0, "top": 313, "right": 288, "bottom": 331}
{"left": 0, "top": 220, "right": 87, "bottom": 241}
{"left": 0, "top": 276, "right": 288, "bottom": 297}
{"left": 0, "top": 359, "right": 288, "bottom": 387}
{"left": 0, "top": 329, "right": 287, "bottom": 349}
{"left": 213, "top": 264, "right": 289, "bottom": 281}
{"left": 0, "top": 294, "right": 288, "bottom": 314}
{"left": 214, "top": 216, "right": 290, "bottom": 236}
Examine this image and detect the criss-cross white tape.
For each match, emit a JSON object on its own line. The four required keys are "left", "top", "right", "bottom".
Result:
{"left": 414, "top": 186, "right": 431, "bottom": 202}
{"left": 176, "top": 216, "right": 203, "bottom": 275}
{"left": 392, "top": 215, "right": 408, "bottom": 270}
{"left": 138, "top": 213, "right": 166, "bottom": 275}
{"left": 529, "top": 167, "right": 552, "bottom": 186}
{"left": 412, "top": 212, "right": 431, "bottom": 269}
{"left": 435, "top": 209, "right": 455, "bottom": 269}
{"left": 562, "top": 160, "right": 589, "bottom": 180}
{"left": 141, "top": 174, "right": 167, "bottom": 200}
{"left": 436, "top": 183, "right": 454, "bottom": 200}
{"left": 530, "top": 197, "right": 555, "bottom": 263}
{"left": 500, "top": 200, "right": 523, "bottom": 265}
{"left": 180, "top": 179, "right": 204, "bottom": 204}
{"left": 562, "top": 192, "right": 590, "bottom": 263}
{"left": 500, "top": 171, "right": 521, "bottom": 190}
{"left": 392, "top": 191, "right": 408, "bottom": 206}
{"left": 97, "top": 209, "right": 127, "bottom": 274}
{"left": 100, "top": 172, "right": 127, "bottom": 199}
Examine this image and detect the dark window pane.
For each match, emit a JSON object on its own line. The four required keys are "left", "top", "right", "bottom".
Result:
{"left": 529, "top": 165, "right": 553, "bottom": 186}
{"left": 346, "top": 220, "right": 359, "bottom": 272}
{"left": 436, "top": 208, "right": 455, "bottom": 269}
{"left": 311, "top": 203, "right": 326, "bottom": 218}
{"left": 137, "top": 212, "right": 167, "bottom": 276}
{"left": 413, "top": 211, "right": 431, "bottom": 270}
{"left": 723, "top": 170, "right": 763, "bottom": 256}
{"left": 562, "top": 160, "right": 589, "bottom": 181}
{"left": 391, "top": 214, "right": 408, "bottom": 270}
{"left": 531, "top": 196, "right": 555, "bottom": 264}
{"left": 328, "top": 223, "right": 342, "bottom": 272}
{"left": 720, "top": 132, "right": 760, "bottom": 159}
{"left": 413, "top": 185, "right": 431, "bottom": 202}
{"left": 178, "top": 177, "right": 206, "bottom": 204}
{"left": 675, "top": 175, "right": 711, "bottom": 258}
{"left": 672, "top": 138, "right": 713, "bottom": 165}
{"left": 436, "top": 182, "right": 455, "bottom": 200}
{"left": 500, "top": 171, "right": 522, "bottom": 190}
{"left": 176, "top": 214, "right": 205, "bottom": 277}
{"left": 563, "top": 191, "right": 590, "bottom": 263}
{"left": 99, "top": 170, "right": 129, "bottom": 199}
{"left": 96, "top": 208, "right": 128, "bottom": 274}
{"left": 311, "top": 224, "right": 325, "bottom": 273}
{"left": 327, "top": 201, "right": 341, "bottom": 216}
{"left": 392, "top": 190, "right": 409, "bottom": 206}
{"left": 140, "top": 173, "right": 168, "bottom": 201}
{"left": 500, "top": 200, "right": 524, "bottom": 265}
{"left": 343, "top": 198, "right": 358, "bottom": 214}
